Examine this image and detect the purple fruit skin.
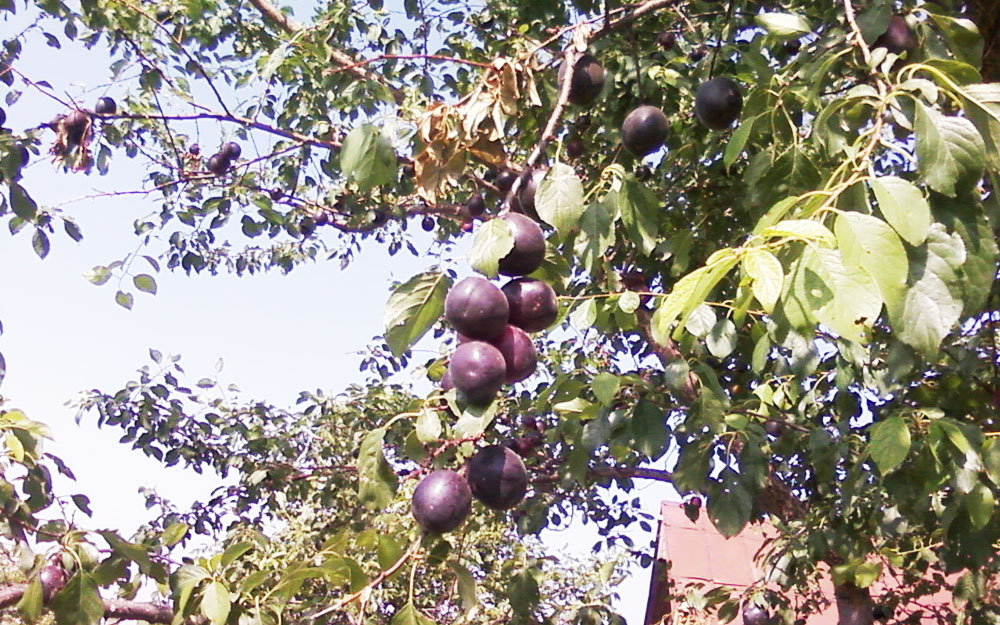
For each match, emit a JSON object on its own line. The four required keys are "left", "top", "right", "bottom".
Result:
{"left": 498, "top": 213, "right": 546, "bottom": 277}
{"left": 559, "top": 53, "right": 606, "bottom": 106}
{"left": 411, "top": 469, "right": 472, "bottom": 533}
{"left": 467, "top": 194, "right": 486, "bottom": 217}
{"left": 440, "top": 368, "right": 454, "bottom": 391}
{"left": 502, "top": 278, "right": 558, "bottom": 333}
{"left": 490, "top": 325, "right": 537, "bottom": 383}
{"left": 39, "top": 565, "right": 67, "bottom": 597}
{"left": 621, "top": 105, "right": 668, "bottom": 156}
{"left": 466, "top": 445, "right": 528, "bottom": 510}
{"left": 445, "top": 276, "right": 509, "bottom": 341}
{"left": 495, "top": 170, "right": 517, "bottom": 194}
{"left": 207, "top": 153, "right": 230, "bottom": 175}
{"left": 695, "top": 77, "right": 743, "bottom": 131}
{"left": 449, "top": 341, "right": 507, "bottom": 406}
{"left": 510, "top": 168, "right": 546, "bottom": 219}
{"left": 741, "top": 603, "right": 770, "bottom": 625}
{"left": 224, "top": 141, "right": 242, "bottom": 160}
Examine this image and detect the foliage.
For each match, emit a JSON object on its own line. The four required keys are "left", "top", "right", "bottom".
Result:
{"left": 1, "top": 0, "right": 1000, "bottom": 623}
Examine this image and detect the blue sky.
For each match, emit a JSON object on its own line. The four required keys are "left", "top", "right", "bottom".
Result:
{"left": 0, "top": 4, "right": 678, "bottom": 623}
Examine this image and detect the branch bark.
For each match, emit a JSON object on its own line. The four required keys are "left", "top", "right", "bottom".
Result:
{"left": 0, "top": 583, "right": 177, "bottom": 624}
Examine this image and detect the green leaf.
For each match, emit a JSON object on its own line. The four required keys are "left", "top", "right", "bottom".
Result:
{"left": 447, "top": 562, "right": 477, "bottom": 617}
{"left": 959, "top": 83, "right": 1000, "bottom": 170}
{"left": 914, "top": 101, "right": 985, "bottom": 197}
{"left": 384, "top": 272, "right": 452, "bottom": 357}
{"left": 869, "top": 416, "right": 911, "bottom": 474}
{"left": 853, "top": 562, "right": 882, "bottom": 589}
{"left": 966, "top": 483, "right": 995, "bottom": 530}
{"left": 651, "top": 252, "right": 739, "bottom": 344}
{"left": 391, "top": 602, "right": 436, "bottom": 625}
{"left": 115, "top": 290, "right": 134, "bottom": 310}
{"left": 415, "top": 409, "right": 442, "bottom": 442}
{"left": 707, "top": 474, "right": 753, "bottom": 537}
{"left": 377, "top": 535, "right": 403, "bottom": 571}
{"left": 895, "top": 224, "right": 967, "bottom": 355}
{"left": 631, "top": 400, "right": 667, "bottom": 459}
{"left": 32, "top": 229, "right": 49, "bottom": 259}
{"left": 83, "top": 266, "right": 111, "bottom": 286}
{"left": 618, "top": 290, "right": 640, "bottom": 314}
{"left": 10, "top": 183, "right": 37, "bottom": 220}
{"left": 834, "top": 212, "right": 907, "bottom": 317}
{"left": 340, "top": 124, "right": 397, "bottom": 192}
{"left": 801, "top": 246, "right": 883, "bottom": 343}
{"left": 50, "top": 573, "right": 104, "bottom": 625}
{"left": 220, "top": 542, "right": 254, "bottom": 568}
{"left": 582, "top": 409, "right": 610, "bottom": 450}
{"left": 591, "top": 372, "right": 620, "bottom": 406}
{"left": 570, "top": 298, "right": 597, "bottom": 330}
{"left": 574, "top": 200, "right": 614, "bottom": 275}
{"left": 724, "top": 114, "right": 756, "bottom": 168}
{"left": 469, "top": 218, "right": 514, "bottom": 277}
{"left": 870, "top": 176, "right": 931, "bottom": 246}
{"left": 200, "top": 581, "right": 231, "bottom": 625}
{"left": 856, "top": 1, "right": 891, "bottom": 45}
{"left": 357, "top": 427, "right": 397, "bottom": 510}
{"left": 706, "top": 319, "right": 737, "bottom": 359}
{"left": 743, "top": 249, "right": 783, "bottom": 313}
{"left": 684, "top": 304, "right": 716, "bottom": 338}
{"left": 761, "top": 219, "right": 835, "bottom": 246}
{"left": 754, "top": 12, "right": 812, "bottom": 38}
{"left": 133, "top": 274, "right": 157, "bottom": 295}
{"left": 535, "top": 163, "right": 585, "bottom": 237}
{"left": 161, "top": 522, "right": 189, "bottom": 547}
{"left": 17, "top": 578, "right": 43, "bottom": 624}
{"left": 615, "top": 179, "right": 660, "bottom": 256}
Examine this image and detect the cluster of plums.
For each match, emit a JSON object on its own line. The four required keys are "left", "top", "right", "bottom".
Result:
{"left": 560, "top": 52, "right": 744, "bottom": 161}
{"left": 206, "top": 141, "right": 242, "bottom": 175}
{"left": 411, "top": 445, "right": 529, "bottom": 533}
{"left": 411, "top": 196, "right": 560, "bottom": 533}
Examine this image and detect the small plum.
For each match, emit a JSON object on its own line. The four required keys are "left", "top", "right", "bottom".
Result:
{"left": 94, "top": 96, "right": 117, "bottom": 115}
{"left": 412, "top": 470, "right": 472, "bottom": 533}
{"left": 489, "top": 325, "right": 537, "bottom": 383}
{"left": 466, "top": 445, "right": 528, "bottom": 510}
{"left": 498, "top": 213, "right": 546, "bottom": 277}
{"left": 448, "top": 341, "right": 507, "bottom": 406}
{"left": 444, "top": 276, "right": 509, "bottom": 341}
{"left": 502, "top": 277, "right": 558, "bottom": 333}
{"left": 207, "top": 153, "right": 230, "bottom": 175}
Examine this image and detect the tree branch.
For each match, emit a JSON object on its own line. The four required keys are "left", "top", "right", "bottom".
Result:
{"left": 0, "top": 583, "right": 177, "bottom": 624}
{"left": 246, "top": 0, "right": 404, "bottom": 104}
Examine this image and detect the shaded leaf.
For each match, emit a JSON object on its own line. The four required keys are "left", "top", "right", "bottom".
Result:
{"left": 870, "top": 176, "right": 931, "bottom": 246}
{"left": 536, "top": 163, "right": 585, "bottom": 237}
{"left": 357, "top": 427, "right": 397, "bottom": 510}
{"left": 870, "top": 416, "right": 911, "bottom": 474}
{"left": 384, "top": 272, "right": 452, "bottom": 357}
{"left": 469, "top": 218, "right": 514, "bottom": 277}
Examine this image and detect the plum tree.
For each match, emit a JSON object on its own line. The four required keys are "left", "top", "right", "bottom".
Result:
{"left": 411, "top": 470, "right": 473, "bottom": 533}
{"left": 466, "top": 445, "right": 529, "bottom": 510}
{"left": 695, "top": 77, "right": 743, "bottom": 130}
{"left": 502, "top": 278, "right": 558, "bottom": 333}
{"left": 3, "top": 1, "right": 1000, "bottom": 624}
{"left": 621, "top": 105, "right": 668, "bottom": 156}
{"left": 497, "top": 212, "right": 545, "bottom": 277}
{"left": 448, "top": 341, "right": 507, "bottom": 405}
{"left": 444, "top": 276, "right": 509, "bottom": 340}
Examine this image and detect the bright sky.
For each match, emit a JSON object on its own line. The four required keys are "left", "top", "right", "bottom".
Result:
{"left": 0, "top": 5, "right": 677, "bottom": 624}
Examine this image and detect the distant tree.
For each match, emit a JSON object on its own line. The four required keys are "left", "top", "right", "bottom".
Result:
{"left": 1, "top": 0, "right": 1000, "bottom": 624}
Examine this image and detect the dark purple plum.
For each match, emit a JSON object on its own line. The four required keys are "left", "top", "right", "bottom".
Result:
{"left": 502, "top": 278, "right": 558, "bottom": 333}
{"left": 559, "top": 53, "right": 606, "bottom": 106}
{"left": 657, "top": 31, "right": 676, "bottom": 50}
{"left": 188, "top": 143, "right": 201, "bottom": 156}
{"left": 489, "top": 325, "right": 537, "bottom": 383}
{"left": 207, "top": 153, "right": 230, "bottom": 175}
{"left": 411, "top": 470, "right": 472, "bottom": 533}
{"left": 39, "top": 565, "right": 67, "bottom": 598}
{"left": 510, "top": 168, "right": 546, "bottom": 219}
{"left": 466, "top": 445, "right": 528, "bottom": 510}
{"left": 695, "top": 77, "right": 743, "bottom": 131}
{"left": 498, "top": 213, "right": 545, "bottom": 277}
{"left": 565, "top": 137, "right": 584, "bottom": 160}
{"left": 444, "top": 276, "right": 509, "bottom": 341}
{"left": 223, "top": 141, "right": 242, "bottom": 160}
{"left": 0, "top": 107, "right": 6, "bottom": 126}
{"left": 467, "top": 193, "right": 486, "bottom": 217}
{"left": 495, "top": 169, "right": 517, "bottom": 194}
{"left": 94, "top": 97, "right": 117, "bottom": 115}
{"left": 449, "top": 341, "right": 507, "bottom": 406}
{"left": 440, "top": 368, "right": 454, "bottom": 391}
{"left": 621, "top": 105, "right": 668, "bottom": 156}
{"left": 742, "top": 603, "right": 770, "bottom": 625}
{"left": 421, "top": 215, "right": 435, "bottom": 231}
{"left": 874, "top": 15, "right": 917, "bottom": 55}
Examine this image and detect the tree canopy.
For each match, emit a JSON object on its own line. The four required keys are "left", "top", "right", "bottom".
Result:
{"left": 2, "top": 0, "right": 1000, "bottom": 624}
